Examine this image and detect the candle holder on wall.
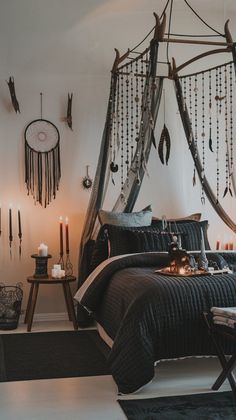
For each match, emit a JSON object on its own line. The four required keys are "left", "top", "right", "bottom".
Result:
{"left": 65, "top": 253, "right": 73, "bottom": 276}
{"left": 31, "top": 254, "right": 52, "bottom": 278}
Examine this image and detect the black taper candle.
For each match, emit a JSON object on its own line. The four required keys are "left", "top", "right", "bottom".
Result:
{"left": 18, "top": 209, "right": 22, "bottom": 238}
{"left": 9, "top": 207, "right": 13, "bottom": 242}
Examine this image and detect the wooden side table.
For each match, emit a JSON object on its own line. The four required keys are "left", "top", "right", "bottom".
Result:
{"left": 24, "top": 276, "right": 78, "bottom": 332}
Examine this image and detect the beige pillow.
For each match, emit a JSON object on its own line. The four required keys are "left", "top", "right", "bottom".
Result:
{"left": 152, "top": 213, "right": 201, "bottom": 222}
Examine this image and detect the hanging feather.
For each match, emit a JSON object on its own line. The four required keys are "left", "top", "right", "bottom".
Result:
{"left": 192, "top": 168, "right": 196, "bottom": 186}
{"left": 223, "top": 187, "right": 228, "bottom": 198}
{"left": 66, "top": 93, "right": 73, "bottom": 130}
{"left": 209, "top": 138, "right": 213, "bottom": 153}
{"left": 209, "top": 128, "right": 213, "bottom": 152}
{"left": 151, "top": 130, "right": 156, "bottom": 149}
{"left": 6, "top": 76, "right": 20, "bottom": 113}
{"left": 158, "top": 124, "right": 171, "bottom": 165}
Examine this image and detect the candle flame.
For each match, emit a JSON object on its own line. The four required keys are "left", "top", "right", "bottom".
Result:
{"left": 59, "top": 216, "right": 63, "bottom": 222}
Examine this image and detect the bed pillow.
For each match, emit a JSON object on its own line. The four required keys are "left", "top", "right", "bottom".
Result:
{"left": 152, "top": 219, "right": 210, "bottom": 250}
{"left": 98, "top": 206, "right": 152, "bottom": 227}
{"left": 106, "top": 225, "right": 187, "bottom": 257}
{"left": 89, "top": 225, "right": 109, "bottom": 273}
{"left": 152, "top": 213, "right": 201, "bottom": 222}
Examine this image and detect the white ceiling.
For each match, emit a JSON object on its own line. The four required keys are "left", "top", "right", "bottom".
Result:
{"left": 0, "top": 0, "right": 235, "bottom": 76}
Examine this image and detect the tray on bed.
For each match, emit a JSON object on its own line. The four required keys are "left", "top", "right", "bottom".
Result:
{"left": 155, "top": 267, "right": 232, "bottom": 277}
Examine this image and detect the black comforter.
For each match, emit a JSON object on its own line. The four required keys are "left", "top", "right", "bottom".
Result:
{"left": 76, "top": 252, "right": 236, "bottom": 393}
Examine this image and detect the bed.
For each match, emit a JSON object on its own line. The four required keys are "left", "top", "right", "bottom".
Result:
{"left": 75, "top": 214, "right": 236, "bottom": 394}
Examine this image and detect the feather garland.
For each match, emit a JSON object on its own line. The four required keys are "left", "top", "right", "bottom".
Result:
{"left": 158, "top": 124, "right": 171, "bottom": 165}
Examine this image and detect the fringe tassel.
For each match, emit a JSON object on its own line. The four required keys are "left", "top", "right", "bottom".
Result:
{"left": 25, "top": 142, "right": 61, "bottom": 208}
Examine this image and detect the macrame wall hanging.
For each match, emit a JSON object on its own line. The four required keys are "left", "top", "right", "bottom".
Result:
{"left": 24, "top": 93, "right": 61, "bottom": 208}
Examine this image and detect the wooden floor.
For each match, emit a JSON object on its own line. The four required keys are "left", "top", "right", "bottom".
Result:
{"left": 0, "top": 320, "right": 231, "bottom": 420}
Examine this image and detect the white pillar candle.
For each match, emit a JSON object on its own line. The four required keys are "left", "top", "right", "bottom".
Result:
{"left": 53, "top": 264, "right": 61, "bottom": 270}
{"left": 38, "top": 243, "right": 48, "bottom": 257}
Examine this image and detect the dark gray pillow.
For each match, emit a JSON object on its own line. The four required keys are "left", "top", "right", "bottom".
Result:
{"left": 152, "top": 219, "right": 210, "bottom": 251}
{"left": 107, "top": 225, "right": 186, "bottom": 257}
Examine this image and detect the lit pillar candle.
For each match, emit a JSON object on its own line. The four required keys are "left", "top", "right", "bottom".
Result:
{"left": 18, "top": 208, "right": 22, "bottom": 239}
{"left": 59, "top": 216, "right": 64, "bottom": 256}
{"left": 38, "top": 243, "right": 48, "bottom": 256}
{"left": 9, "top": 205, "right": 13, "bottom": 242}
{"left": 65, "top": 216, "right": 69, "bottom": 254}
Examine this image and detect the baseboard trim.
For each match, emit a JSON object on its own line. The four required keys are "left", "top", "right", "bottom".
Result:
{"left": 19, "top": 312, "right": 68, "bottom": 324}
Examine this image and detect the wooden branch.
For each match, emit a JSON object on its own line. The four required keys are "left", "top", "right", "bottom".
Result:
{"left": 179, "top": 60, "right": 233, "bottom": 79}
{"left": 162, "top": 37, "right": 231, "bottom": 47}
{"left": 171, "top": 48, "right": 230, "bottom": 77}
{"left": 111, "top": 48, "right": 130, "bottom": 73}
{"left": 153, "top": 12, "right": 166, "bottom": 42}
{"left": 224, "top": 19, "right": 233, "bottom": 44}
{"left": 117, "top": 72, "right": 148, "bottom": 78}
{"left": 118, "top": 47, "right": 150, "bottom": 71}
{"left": 169, "top": 57, "right": 177, "bottom": 79}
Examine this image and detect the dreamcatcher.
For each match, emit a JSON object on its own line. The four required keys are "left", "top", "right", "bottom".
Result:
{"left": 24, "top": 93, "right": 61, "bottom": 207}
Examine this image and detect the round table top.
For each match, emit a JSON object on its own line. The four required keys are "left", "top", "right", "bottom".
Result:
{"left": 27, "top": 275, "right": 76, "bottom": 284}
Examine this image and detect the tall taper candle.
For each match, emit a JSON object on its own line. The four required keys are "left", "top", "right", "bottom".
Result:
{"left": 65, "top": 216, "right": 69, "bottom": 254}
{"left": 0, "top": 206, "right": 1, "bottom": 236}
{"left": 59, "top": 216, "right": 63, "bottom": 256}
{"left": 18, "top": 209, "right": 22, "bottom": 238}
{"left": 9, "top": 207, "right": 13, "bottom": 242}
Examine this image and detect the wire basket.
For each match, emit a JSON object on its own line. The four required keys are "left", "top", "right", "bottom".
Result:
{"left": 0, "top": 283, "right": 23, "bottom": 330}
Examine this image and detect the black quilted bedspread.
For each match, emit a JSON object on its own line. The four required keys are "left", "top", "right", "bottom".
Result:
{"left": 78, "top": 252, "right": 236, "bottom": 394}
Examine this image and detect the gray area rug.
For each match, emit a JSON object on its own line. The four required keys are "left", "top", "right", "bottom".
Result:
{"left": 119, "top": 391, "right": 236, "bottom": 419}
{"left": 0, "top": 330, "right": 110, "bottom": 382}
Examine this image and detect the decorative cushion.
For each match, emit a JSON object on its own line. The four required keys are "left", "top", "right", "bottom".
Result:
{"left": 152, "top": 213, "right": 201, "bottom": 222}
{"left": 106, "top": 225, "right": 187, "bottom": 257}
{"left": 98, "top": 206, "right": 152, "bottom": 227}
{"left": 89, "top": 226, "right": 109, "bottom": 273}
{"left": 205, "top": 253, "right": 229, "bottom": 270}
{"left": 89, "top": 218, "right": 211, "bottom": 271}
{"left": 152, "top": 219, "right": 210, "bottom": 251}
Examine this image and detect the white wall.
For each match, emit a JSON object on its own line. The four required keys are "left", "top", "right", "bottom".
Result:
{"left": 0, "top": 0, "right": 236, "bottom": 315}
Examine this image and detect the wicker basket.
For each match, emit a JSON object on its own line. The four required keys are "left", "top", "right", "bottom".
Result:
{"left": 0, "top": 283, "right": 23, "bottom": 330}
